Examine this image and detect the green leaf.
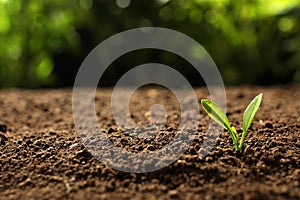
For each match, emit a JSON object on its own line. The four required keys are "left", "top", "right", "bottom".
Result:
{"left": 201, "top": 99, "right": 239, "bottom": 149}
{"left": 201, "top": 99, "right": 231, "bottom": 131}
{"left": 231, "top": 126, "right": 238, "bottom": 140}
{"left": 242, "top": 93, "right": 263, "bottom": 133}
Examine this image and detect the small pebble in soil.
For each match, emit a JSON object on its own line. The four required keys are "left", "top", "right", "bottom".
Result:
{"left": 0, "top": 124, "right": 7, "bottom": 133}
{"left": 144, "top": 138, "right": 151, "bottom": 144}
{"left": 76, "top": 149, "right": 92, "bottom": 159}
{"left": 168, "top": 190, "right": 178, "bottom": 198}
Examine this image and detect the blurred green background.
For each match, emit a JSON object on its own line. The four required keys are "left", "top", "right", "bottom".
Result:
{"left": 0, "top": 0, "right": 299, "bottom": 88}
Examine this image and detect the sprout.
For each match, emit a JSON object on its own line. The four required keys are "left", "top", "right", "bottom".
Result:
{"left": 201, "top": 93, "right": 263, "bottom": 151}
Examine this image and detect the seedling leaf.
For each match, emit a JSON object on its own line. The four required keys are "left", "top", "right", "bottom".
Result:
{"left": 201, "top": 99, "right": 238, "bottom": 149}
{"left": 231, "top": 126, "right": 238, "bottom": 140}
{"left": 201, "top": 100, "right": 231, "bottom": 131}
{"left": 242, "top": 93, "right": 263, "bottom": 133}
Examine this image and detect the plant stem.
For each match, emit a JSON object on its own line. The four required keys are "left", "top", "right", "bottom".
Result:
{"left": 238, "top": 131, "right": 247, "bottom": 150}
{"left": 228, "top": 128, "right": 239, "bottom": 150}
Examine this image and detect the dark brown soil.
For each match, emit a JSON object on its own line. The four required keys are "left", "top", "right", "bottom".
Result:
{"left": 0, "top": 85, "right": 299, "bottom": 200}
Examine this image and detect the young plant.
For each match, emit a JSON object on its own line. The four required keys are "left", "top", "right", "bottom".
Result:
{"left": 201, "top": 93, "right": 263, "bottom": 151}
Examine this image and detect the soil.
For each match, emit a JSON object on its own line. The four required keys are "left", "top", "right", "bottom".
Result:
{"left": 0, "top": 85, "right": 299, "bottom": 200}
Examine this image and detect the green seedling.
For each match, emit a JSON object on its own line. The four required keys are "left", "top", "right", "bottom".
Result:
{"left": 201, "top": 93, "right": 263, "bottom": 151}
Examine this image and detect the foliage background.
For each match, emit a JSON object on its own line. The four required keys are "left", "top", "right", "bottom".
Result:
{"left": 0, "top": 0, "right": 299, "bottom": 88}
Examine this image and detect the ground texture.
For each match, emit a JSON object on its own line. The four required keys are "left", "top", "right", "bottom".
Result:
{"left": 0, "top": 85, "right": 299, "bottom": 200}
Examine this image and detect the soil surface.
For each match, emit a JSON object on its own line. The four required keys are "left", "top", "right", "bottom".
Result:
{"left": 0, "top": 85, "right": 299, "bottom": 200}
